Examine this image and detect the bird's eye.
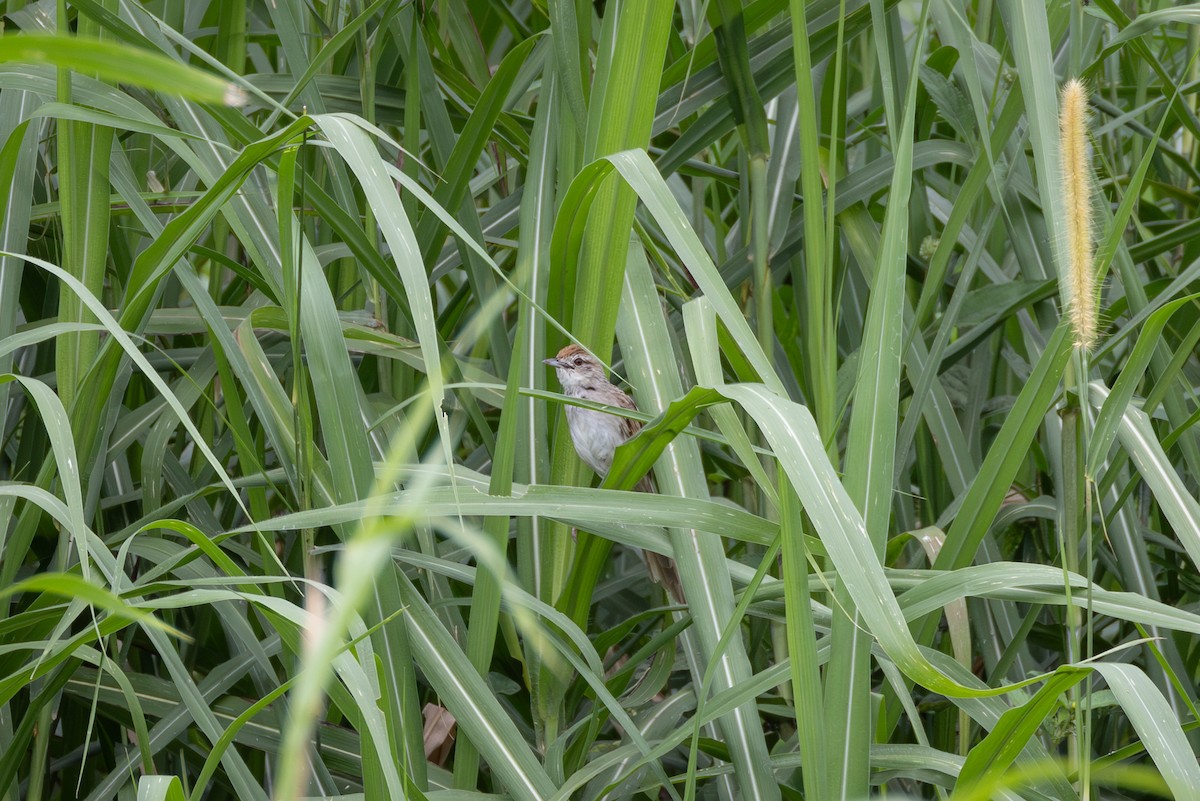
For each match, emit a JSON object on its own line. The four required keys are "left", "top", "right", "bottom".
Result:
{"left": 574, "top": 357, "right": 583, "bottom": 366}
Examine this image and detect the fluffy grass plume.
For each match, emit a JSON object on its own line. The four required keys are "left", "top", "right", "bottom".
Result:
{"left": 1060, "top": 78, "right": 1096, "bottom": 350}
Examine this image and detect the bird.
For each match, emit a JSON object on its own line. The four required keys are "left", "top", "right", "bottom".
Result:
{"left": 544, "top": 344, "right": 684, "bottom": 602}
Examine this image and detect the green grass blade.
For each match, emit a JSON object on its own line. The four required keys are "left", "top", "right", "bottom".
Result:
{"left": 0, "top": 33, "right": 241, "bottom": 104}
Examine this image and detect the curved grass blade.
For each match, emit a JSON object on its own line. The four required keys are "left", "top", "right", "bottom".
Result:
{"left": 0, "top": 33, "right": 241, "bottom": 105}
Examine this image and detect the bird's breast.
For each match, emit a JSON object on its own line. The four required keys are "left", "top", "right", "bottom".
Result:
{"left": 564, "top": 405, "right": 626, "bottom": 476}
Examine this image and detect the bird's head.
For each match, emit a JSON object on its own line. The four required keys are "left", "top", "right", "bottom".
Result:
{"left": 543, "top": 344, "right": 607, "bottom": 390}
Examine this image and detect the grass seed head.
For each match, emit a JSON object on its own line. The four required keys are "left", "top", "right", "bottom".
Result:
{"left": 1060, "top": 78, "right": 1096, "bottom": 351}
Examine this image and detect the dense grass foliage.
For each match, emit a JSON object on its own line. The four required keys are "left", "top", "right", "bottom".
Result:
{"left": 3, "top": 1, "right": 1200, "bottom": 799}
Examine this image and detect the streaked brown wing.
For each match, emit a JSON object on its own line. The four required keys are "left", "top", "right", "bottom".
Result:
{"left": 612, "top": 388, "right": 643, "bottom": 440}
{"left": 614, "top": 391, "right": 656, "bottom": 492}
{"left": 611, "top": 389, "right": 681, "bottom": 600}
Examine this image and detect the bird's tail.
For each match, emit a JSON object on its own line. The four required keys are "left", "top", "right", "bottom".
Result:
{"left": 635, "top": 474, "right": 685, "bottom": 602}
{"left": 645, "top": 549, "right": 685, "bottom": 603}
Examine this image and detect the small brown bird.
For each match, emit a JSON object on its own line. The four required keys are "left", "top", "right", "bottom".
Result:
{"left": 544, "top": 344, "right": 684, "bottom": 601}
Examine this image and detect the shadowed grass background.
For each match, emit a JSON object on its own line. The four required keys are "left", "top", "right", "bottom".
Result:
{"left": 2, "top": 1, "right": 1200, "bottom": 800}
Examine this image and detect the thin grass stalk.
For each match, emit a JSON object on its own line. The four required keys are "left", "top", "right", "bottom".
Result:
{"left": 455, "top": 332, "right": 523, "bottom": 789}
{"left": 216, "top": 0, "right": 247, "bottom": 72}
{"left": 1058, "top": 395, "right": 1085, "bottom": 788}
{"left": 358, "top": 11, "right": 381, "bottom": 367}
{"left": 788, "top": 0, "right": 835, "bottom": 440}
{"left": 0, "top": 96, "right": 37, "bottom": 492}
{"left": 56, "top": 1, "right": 115, "bottom": 418}
{"left": 1073, "top": 350, "right": 1097, "bottom": 799}
{"left": 781, "top": 466, "right": 826, "bottom": 799}
{"left": 512, "top": 47, "right": 558, "bottom": 768}
{"left": 393, "top": 13, "right": 422, "bottom": 413}
{"left": 1189, "top": 26, "right": 1200, "bottom": 176}
{"left": 1060, "top": 74, "right": 1096, "bottom": 798}
{"left": 823, "top": 0, "right": 847, "bottom": 338}
{"left": 0, "top": 114, "right": 37, "bottom": 801}
{"left": 706, "top": 0, "right": 770, "bottom": 363}
{"left": 750, "top": 154, "right": 770, "bottom": 379}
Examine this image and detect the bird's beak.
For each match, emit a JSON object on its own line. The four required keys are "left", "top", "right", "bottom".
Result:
{"left": 543, "top": 357, "right": 562, "bottom": 367}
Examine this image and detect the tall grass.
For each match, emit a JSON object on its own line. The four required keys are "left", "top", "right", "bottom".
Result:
{"left": 1, "top": 1, "right": 1199, "bottom": 799}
